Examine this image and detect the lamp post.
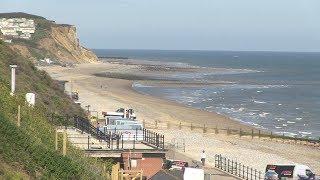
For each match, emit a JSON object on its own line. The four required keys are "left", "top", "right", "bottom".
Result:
{"left": 10, "top": 65, "right": 17, "bottom": 96}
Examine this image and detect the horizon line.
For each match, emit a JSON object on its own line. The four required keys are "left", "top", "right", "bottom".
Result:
{"left": 90, "top": 48, "right": 320, "bottom": 54}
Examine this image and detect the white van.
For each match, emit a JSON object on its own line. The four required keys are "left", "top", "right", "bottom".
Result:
{"left": 265, "top": 164, "right": 317, "bottom": 180}
{"left": 183, "top": 167, "right": 204, "bottom": 180}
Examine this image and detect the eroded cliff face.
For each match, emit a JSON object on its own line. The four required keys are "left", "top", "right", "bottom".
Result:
{"left": 38, "top": 25, "right": 98, "bottom": 63}
{"left": 3, "top": 14, "right": 98, "bottom": 64}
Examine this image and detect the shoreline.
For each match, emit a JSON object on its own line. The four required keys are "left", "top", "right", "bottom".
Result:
{"left": 39, "top": 62, "right": 320, "bottom": 174}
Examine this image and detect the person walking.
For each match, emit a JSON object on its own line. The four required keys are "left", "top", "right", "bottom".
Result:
{"left": 201, "top": 150, "right": 206, "bottom": 166}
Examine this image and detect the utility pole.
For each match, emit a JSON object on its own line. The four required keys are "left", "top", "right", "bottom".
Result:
{"left": 10, "top": 65, "right": 17, "bottom": 96}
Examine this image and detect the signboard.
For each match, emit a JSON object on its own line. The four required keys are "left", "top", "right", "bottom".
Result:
{"left": 26, "top": 93, "right": 35, "bottom": 106}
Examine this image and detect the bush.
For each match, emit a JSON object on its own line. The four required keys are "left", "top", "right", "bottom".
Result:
{"left": 0, "top": 38, "right": 113, "bottom": 179}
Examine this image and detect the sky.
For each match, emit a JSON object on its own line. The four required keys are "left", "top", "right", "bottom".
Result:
{"left": 1, "top": 0, "right": 320, "bottom": 52}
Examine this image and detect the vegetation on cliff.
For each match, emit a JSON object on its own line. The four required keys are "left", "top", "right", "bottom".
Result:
{"left": 0, "top": 12, "right": 98, "bottom": 64}
{"left": 0, "top": 40, "right": 111, "bottom": 179}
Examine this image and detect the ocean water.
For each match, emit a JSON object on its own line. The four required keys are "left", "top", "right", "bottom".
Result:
{"left": 94, "top": 49, "right": 320, "bottom": 138}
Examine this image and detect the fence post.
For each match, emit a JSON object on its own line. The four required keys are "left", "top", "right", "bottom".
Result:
{"left": 145, "top": 129, "right": 148, "bottom": 142}
{"left": 143, "top": 129, "right": 145, "bottom": 141}
{"left": 121, "top": 135, "right": 124, "bottom": 149}
{"left": 135, "top": 128, "right": 138, "bottom": 140}
{"left": 254, "top": 169, "right": 257, "bottom": 180}
{"left": 251, "top": 129, "right": 254, "bottom": 139}
{"left": 247, "top": 166, "right": 249, "bottom": 179}
{"left": 156, "top": 133, "right": 159, "bottom": 148}
{"left": 215, "top": 155, "right": 218, "bottom": 168}
{"left": 231, "top": 160, "right": 233, "bottom": 174}
{"left": 215, "top": 126, "right": 219, "bottom": 134}
{"left": 227, "top": 159, "right": 230, "bottom": 172}
{"left": 239, "top": 128, "right": 242, "bottom": 138}
{"left": 203, "top": 124, "right": 207, "bottom": 133}
{"left": 108, "top": 132, "right": 111, "bottom": 148}
{"left": 259, "top": 171, "right": 261, "bottom": 180}
{"left": 227, "top": 127, "right": 230, "bottom": 135}
{"left": 270, "top": 131, "right": 273, "bottom": 140}
{"left": 116, "top": 135, "right": 120, "bottom": 149}
{"left": 239, "top": 163, "right": 241, "bottom": 177}
{"left": 179, "top": 122, "right": 182, "bottom": 130}
{"left": 243, "top": 165, "right": 245, "bottom": 179}
{"left": 251, "top": 168, "right": 253, "bottom": 180}
{"left": 143, "top": 119, "right": 146, "bottom": 128}
{"left": 190, "top": 123, "right": 193, "bottom": 131}
{"left": 162, "top": 135, "right": 165, "bottom": 149}
{"left": 87, "top": 135, "right": 90, "bottom": 150}
{"left": 111, "top": 133, "right": 113, "bottom": 149}
{"left": 258, "top": 130, "right": 261, "bottom": 139}
{"left": 133, "top": 135, "right": 136, "bottom": 149}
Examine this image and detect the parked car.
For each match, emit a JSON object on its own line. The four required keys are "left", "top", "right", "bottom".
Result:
{"left": 265, "top": 164, "right": 317, "bottom": 180}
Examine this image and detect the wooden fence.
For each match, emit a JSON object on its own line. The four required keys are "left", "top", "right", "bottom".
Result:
{"left": 142, "top": 120, "right": 320, "bottom": 147}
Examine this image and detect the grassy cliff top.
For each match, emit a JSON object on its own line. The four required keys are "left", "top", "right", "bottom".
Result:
{"left": 0, "top": 40, "right": 111, "bottom": 179}
{"left": 0, "top": 12, "right": 46, "bottom": 19}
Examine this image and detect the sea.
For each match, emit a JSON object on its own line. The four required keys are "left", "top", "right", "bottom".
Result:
{"left": 94, "top": 49, "right": 320, "bottom": 138}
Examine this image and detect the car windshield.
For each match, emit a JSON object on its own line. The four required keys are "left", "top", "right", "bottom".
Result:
{"left": 265, "top": 171, "right": 278, "bottom": 180}
{"left": 306, "top": 170, "right": 313, "bottom": 176}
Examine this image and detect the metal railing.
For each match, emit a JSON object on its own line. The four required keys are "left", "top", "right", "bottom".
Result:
{"left": 143, "top": 128, "right": 165, "bottom": 149}
{"left": 214, "top": 154, "right": 263, "bottom": 180}
{"left": 73, "top": 116, "right": 165, "bottom": 150}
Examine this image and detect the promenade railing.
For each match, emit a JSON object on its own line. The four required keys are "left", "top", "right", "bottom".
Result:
{"left": 73, "top": 116, "right": 165, "bottom": 150}
{"left": 214, "top": 154, "right": 263, "bottom": 180}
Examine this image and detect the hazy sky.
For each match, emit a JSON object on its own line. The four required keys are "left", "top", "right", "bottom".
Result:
{"left": 1, "top": 0, "right": 320, "bottom": 51}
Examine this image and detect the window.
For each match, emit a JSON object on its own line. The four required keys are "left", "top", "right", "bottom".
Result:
{"left": 306, "top": 169, "right": 313, "bottom": 177}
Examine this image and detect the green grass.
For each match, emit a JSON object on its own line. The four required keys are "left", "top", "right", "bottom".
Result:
{"left": 0, "top": 38, "right": 112, "bottom": 179}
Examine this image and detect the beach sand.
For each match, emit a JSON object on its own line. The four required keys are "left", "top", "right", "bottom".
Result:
{"left": 40, "top": 62, "right": 320, "bottom": 174}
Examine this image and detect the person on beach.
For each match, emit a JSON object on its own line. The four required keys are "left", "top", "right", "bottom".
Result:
{"left": 201, "top": 150, "right": 206, "bottom": 166}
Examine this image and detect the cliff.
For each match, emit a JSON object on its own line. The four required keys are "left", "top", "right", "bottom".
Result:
{"left": 0, "top": 12, "right": 98, "bottom": 64}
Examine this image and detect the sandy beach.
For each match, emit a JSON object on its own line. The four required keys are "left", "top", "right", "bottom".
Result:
{"left": 40, "top": 61, "right": 320, "bottom": 174}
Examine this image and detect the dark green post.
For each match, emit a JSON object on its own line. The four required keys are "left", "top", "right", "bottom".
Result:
{"left": 251, "top": 129, "right": 254, "bottom": 139}
{"left": 203, "top": 124, "right": 207, "bottom": 133}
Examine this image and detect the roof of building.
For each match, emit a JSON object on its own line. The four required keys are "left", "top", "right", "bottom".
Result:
{"left": 150, "top": 169, "right": 183, "bottom": 180}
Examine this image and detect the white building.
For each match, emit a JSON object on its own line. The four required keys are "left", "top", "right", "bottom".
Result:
{"left": 0, "top": 18, "right": 36, "bottom": 39}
